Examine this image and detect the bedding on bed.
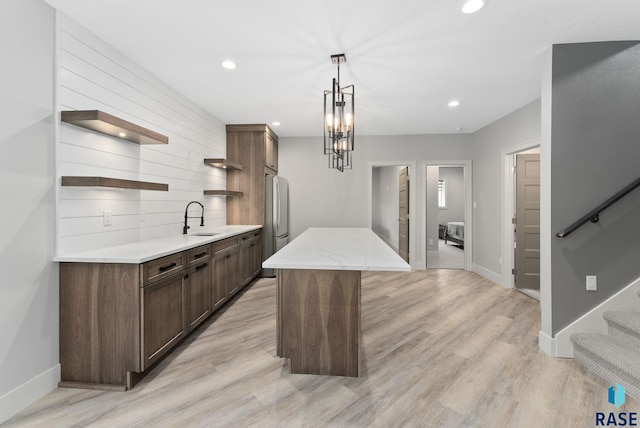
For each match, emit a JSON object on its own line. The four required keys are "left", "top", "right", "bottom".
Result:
{"left": 446, "top": 222, "right": 464, "bottom": 240}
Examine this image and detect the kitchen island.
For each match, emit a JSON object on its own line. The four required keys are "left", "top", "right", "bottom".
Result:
{"left": 262, "top": 227, "right": 410, "bottom": 377}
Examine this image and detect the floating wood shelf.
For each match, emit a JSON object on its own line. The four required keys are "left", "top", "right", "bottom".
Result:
{"left": 203, "top": 158, "right": 243, "bottom": 170}
{"left": 204, "top": 190, "right": 243, "bottom": 196}
{"left": 61, "top": 110, "right": 169, "bottom": 145}
{"left": 61, "top": 176, "right": 169, "bottom": 191}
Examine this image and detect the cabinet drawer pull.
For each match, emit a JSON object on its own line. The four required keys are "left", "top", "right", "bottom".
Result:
{"left": 194, "top": 251, "right": 208, "bottom": 259}
{"left": 226, "top": 254, "right": 231, "bottom": 259}
{"left": 196, "top": 262, "right": 208, "bottom": 271}
{"left": 159, "top": 262, "right": 177, "bottom": 272}
{"left": 242, "top": 236, "right": 248, "bottom": 241}
{"left": 250, "top": 243, "right": 255, "bottom": 247}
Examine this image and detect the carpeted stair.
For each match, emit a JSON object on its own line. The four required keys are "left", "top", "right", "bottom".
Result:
{"left": 570, "top": 291, "right": 640, "bottom": 401}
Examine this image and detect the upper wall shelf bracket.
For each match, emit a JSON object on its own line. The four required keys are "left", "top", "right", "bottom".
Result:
{"left": 61, "top": 110, "right": 169, "bottom": 145}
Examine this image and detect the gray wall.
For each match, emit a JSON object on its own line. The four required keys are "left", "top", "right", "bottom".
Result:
{"left": 472, "top": 100, "right": 542, "bottom": 278}
{"left": 278, "top": 134, "right": 472, "bottom": 268}
{"left": 372, "top": 166, "right": 403, "bottom": 251}
{"left": 550, "top": 41, "right": 640, "bottom": 334}
{"left": 0, "top": 0, "right": 57, "bottom": 422}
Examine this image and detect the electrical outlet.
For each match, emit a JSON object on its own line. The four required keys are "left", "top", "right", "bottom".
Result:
{"left": 103, "top": 210, "right": 112, "bottom": 227}
{"left": 429, "top": 239, "right": 433, "bottom": 245}
{"left": 586, "top": 275, "right": 597, "bottom": 291}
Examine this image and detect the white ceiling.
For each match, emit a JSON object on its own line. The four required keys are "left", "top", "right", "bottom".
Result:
{"left": 43, "top": 0, "right": 640, "bottom": 137}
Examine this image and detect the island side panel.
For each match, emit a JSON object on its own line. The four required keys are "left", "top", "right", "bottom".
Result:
{"left": 279, "top": 269, "right": 361, "bottom": 377}
{"left": 59, "top": 262, "right": 141, "bottom": 389}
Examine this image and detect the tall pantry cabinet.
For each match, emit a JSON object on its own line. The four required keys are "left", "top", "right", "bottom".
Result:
{"left": 225, "top": 124, "right": 279, "bottom": 226}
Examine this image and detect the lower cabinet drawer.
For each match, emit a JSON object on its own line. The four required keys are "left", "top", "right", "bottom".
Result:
{"left": 187, "top": 244, "right": 211, "bottom": 265}
{"left": 143, "top": 252, "right": 186, "bottom": 285}
{"left": 213, "top": 237, "right": 239, "bottom": 254}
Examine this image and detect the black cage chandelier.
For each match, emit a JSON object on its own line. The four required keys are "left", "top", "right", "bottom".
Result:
{"left": 324, "top": 53, "right": 354, "bottom": 172}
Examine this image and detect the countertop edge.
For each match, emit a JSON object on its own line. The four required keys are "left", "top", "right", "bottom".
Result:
{"left": 53, "top": 225, "right": 262, "bottom": 264}
{"left": 261, "top": 263, "right": 411, "bottom": 272}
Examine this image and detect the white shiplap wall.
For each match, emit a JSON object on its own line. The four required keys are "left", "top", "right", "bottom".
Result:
{"left": 57, "top": 14, "right": 227, "bottom": 255}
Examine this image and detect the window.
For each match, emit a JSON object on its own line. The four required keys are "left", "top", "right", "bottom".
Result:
{"left": 438, "top": 179, "right": 446, "bottom": 208}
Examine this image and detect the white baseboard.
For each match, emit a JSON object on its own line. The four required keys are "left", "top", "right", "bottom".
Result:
{"left": 547, "top": 276, "right": 640, "bottom": 358}
{"left": 538, "top": 330, "right": 556, "bottom": 357}
{"left": 472, "top": 263, "right": 502, "bottom": 286}
{"left": 0, "top": 364, "right": 60, "bottom": 424}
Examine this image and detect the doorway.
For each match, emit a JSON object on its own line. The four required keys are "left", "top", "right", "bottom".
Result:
{"left": 398, "top": 166, "right": 410, "bottom": 262}
{"left": 502, "top": 143, "right": 540, "bottom": 299}
{"left": 369, "top": 161, "right": 416, "bottom": 267}
{"left": 423, "top": 161, "right": 472, "bottom": 271}
{"left": 371, "top": 165, "right": 411, "bottom": 262}
{"left": 514, "top": 151, "right": 540, "bottom": 298}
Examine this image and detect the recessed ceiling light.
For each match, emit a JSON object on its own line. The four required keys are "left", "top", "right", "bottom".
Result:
{"left": 461, "top": 0, "right": 486, "bottom": 14}
{"left": 453, "top": 127, "right": 464, "bottom": 132}
{"left": 448, "top": 100, "right": 461, "bottom": 108}
{"left": 118, "top": 132, "right": 127, "bottom": 138}
{"left": 221, "top": 60, "right": 236, "bottom": 70}
{"left": 271, "top": 121, "right": 281, "bottom": 127}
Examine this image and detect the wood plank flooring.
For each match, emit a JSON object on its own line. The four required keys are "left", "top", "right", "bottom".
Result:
{"left": 4, "top": 270, "right": 638, "bottom": 427}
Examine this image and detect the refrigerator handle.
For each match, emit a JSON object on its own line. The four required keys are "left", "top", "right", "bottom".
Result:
{"left": 274, "top": 178, "right": 280, "bottom": 230}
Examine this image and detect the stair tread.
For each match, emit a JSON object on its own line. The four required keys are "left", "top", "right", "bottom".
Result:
{"left": 571, "top": 333, "right": 640, "bottom": 378}
{"left": 604, "top": 310, "right": 640, "bottom": 334}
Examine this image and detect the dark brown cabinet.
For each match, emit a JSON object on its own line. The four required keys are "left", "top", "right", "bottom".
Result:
{"left": 265, "top": 133, "right": 278, "bottom": 173}
{"left": 186, "top": 262, "right": 211, "bottom": 332}
{"left": 211, "top": 256, "right": 227, "bottom": 309}
{"left": 250, "top": 231, "right": 263, "bottom": 277}
{"left": 185, "top": 244, "right": 212, "bottom": 333}
{"left": 58, "top": 228, "right": 261, "bottom": 391}
{"left": 238, "top": 234, "right": 252, "bottom": 286}
{"left": 142, "top": 272, "right": 186, "bottom": 370}
{"left": 226, "top": 124, "right": 279, "bottom": 225}
{"left": 213, "top": 237, "right": 240, "bottom": 298}
{"left": 239, "top": 230, "right": 263, "bottom": 286}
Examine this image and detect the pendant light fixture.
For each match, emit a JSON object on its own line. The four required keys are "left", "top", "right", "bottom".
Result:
{"left": 324, "top": 53, "right": 354, "bottom": 172}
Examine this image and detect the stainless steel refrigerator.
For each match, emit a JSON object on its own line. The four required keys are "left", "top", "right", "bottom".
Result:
{"left": 263, "top": 175, "right": 289, "bottom": 277}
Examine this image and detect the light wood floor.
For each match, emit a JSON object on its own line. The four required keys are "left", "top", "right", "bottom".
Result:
{"left": 5, "top": 270, "right": 638, "bottom": 427}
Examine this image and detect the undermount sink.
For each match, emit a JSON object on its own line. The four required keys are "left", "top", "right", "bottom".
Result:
{"left": 193, "top": 232, "right": 219, "bottom": 236}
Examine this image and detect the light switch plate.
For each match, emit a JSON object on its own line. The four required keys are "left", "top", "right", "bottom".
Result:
{"left": 586, "top": 275, "right": 597, "bottom": 291}
{"left": 103, "top": 210, "right": 112, "bottom": 226}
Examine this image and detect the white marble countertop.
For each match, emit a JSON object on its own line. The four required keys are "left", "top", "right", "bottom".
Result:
{"left": 53, "top": 225, "right": 262, "bottom": 264}
{"left": 262, "top": 227, "right": 411, "bottom": 271}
